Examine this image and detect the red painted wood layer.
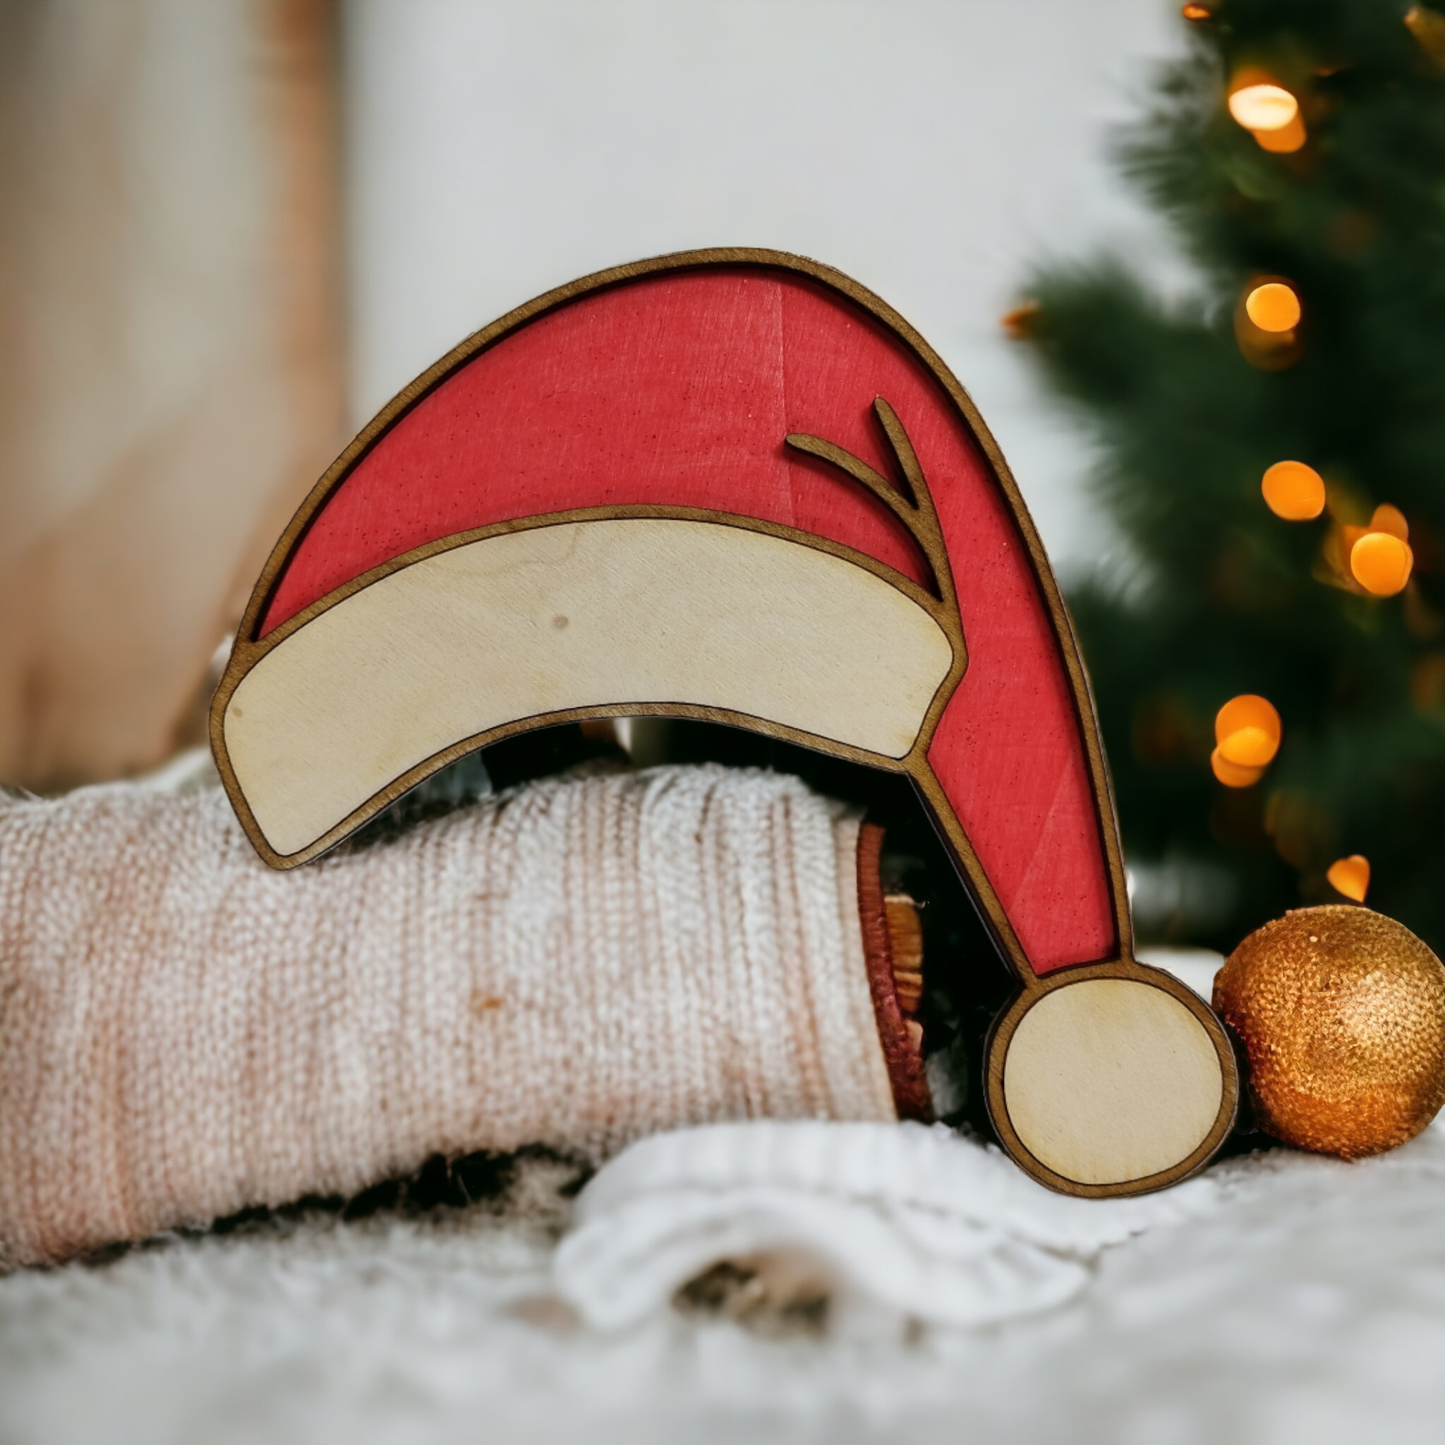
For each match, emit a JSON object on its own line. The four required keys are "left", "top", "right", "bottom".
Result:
{"left": 259, "top": 268, "right": 1116, "bottom": 973}
{"left": 262, "top": 274, "right": 928, "bottom": 629}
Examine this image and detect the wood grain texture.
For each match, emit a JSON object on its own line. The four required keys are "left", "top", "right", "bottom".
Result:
{"left": 257, "top": 270, "right": 932, "bottom": 630}
{"left": 856, "top": 823, "right": 931, "bottom": 1122}
{"left": 1000, "top": 978, "right": 1224, "bottom": 1186}
{"left": 983, "top": 958, "right": 1239, "bottom": 1198}
{"left": 210, "top": 247, "right": 1243, "bottom": 1199}
{"left": 225, "top": 250, "right": 1121, "bottom": 976}
{"left": 224, "top": 516, "right": 952, "bottom": 858}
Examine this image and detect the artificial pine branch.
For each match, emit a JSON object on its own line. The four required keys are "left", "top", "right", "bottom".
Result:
{"left": 1017, "top": 0, "right": 1445, "bottom": 950}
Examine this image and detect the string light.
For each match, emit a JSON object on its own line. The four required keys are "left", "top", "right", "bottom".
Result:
{"left": 1254, "top": 114, "right": 1307, "bottom": 154}
{"left": 1228, "top": 83, "right": 1299, "bottom": 133}
{"left": 1406, "top": 6, "right": 1445, "bottom": 70}
{"left": 1342, "top": 505, "right": 1412, "bottom": 596}
{"left": 1227, "top": 77, "right": 1307, "bottom": 153}
{"left": 1327, "top": 854, "right": 1370, "bottom": 903}
{"left": 1216, "top": 695, "right": 1282, "bottom": 759}
{"left": 1211, "top": 694, "right": 1281, "bottom": 786}
{"left": 1218, "top": 726, "right": 1275, "bottom": 767}
{"left": 1368, "top": 503, "right": 1408, "bottom": 540}
{"left": 1245, "top": 281, "right": 1302, "bottom": 332}
{"left": 1211, "top": 749, "right": 1264, "bottom": 788}
{"left": 1261, "top": 460, "right": 1325, "bottom": 520}
{"left": 1350, "top": 531, "right": 1414, "bottom": 596}
{"left": 1000, "top": 302, "right": 1041, "bottom": 339}
{"left": 1212, "top": 61, "right": 1399, "bottom": 907}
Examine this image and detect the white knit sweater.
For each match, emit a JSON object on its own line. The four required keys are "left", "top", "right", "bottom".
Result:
{"left": 0, "top": 764, "right": 896, "bottom": 1267}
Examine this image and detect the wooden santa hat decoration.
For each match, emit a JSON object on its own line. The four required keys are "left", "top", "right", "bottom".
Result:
{"left": 212, "top": 248, "right": 1239, "bottom": 1198}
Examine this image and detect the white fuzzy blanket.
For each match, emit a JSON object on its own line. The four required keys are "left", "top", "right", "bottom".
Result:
{"left": 3, "top": 758, "right": 1439, "bottom": 1441}
{"left": 3, "top": 1116, "right": 1442, "bottom": 1444}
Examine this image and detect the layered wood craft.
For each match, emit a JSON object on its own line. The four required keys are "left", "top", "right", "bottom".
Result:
{"left": 211, "top": 248, "right": 1239, "bottom": 1198}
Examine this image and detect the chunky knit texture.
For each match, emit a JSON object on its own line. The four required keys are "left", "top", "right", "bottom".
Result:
{"left": 0, "top": 765, "right": 895, "bottom": 1268}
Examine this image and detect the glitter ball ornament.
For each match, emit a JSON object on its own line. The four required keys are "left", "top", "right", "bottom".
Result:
{"left": 1214, "top": 906, "right": 1445, "bottom": 1158}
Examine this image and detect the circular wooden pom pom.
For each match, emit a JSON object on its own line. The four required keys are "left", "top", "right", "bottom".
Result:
{"left": 1214, "top": 906, "right": 1445, "bottom": 1158}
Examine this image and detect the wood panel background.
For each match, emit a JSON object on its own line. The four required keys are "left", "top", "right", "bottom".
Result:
{"left": 0, "top": 0, "right": 344, "bottom": 790}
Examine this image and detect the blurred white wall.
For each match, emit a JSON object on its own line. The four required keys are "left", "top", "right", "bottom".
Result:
{"left": 345, "top": 0, "right": 1189, "bottom": 571}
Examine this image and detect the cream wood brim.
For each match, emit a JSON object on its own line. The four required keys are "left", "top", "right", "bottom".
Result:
{"left": 223, "top": 517, "right": 954, "bottom": 859}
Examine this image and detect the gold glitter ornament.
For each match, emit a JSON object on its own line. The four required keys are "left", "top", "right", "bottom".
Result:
{"left": 1214, "top": 906, "right": 1445, "bottom": 1158}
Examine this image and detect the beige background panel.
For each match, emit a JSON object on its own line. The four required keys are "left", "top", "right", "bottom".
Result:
{"left": 1001, "top": 978, "right": 1225, "bottom": 1186}
{"left": 224, "top": 519, "right": 953, "bottom": 856}
{"left": 0, "top": 0, "right": 343, "bottom": 789}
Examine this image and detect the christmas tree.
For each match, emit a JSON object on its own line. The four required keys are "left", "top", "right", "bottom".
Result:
{"left": 1014, "top": 0, "right": 1445, "bottom": 954}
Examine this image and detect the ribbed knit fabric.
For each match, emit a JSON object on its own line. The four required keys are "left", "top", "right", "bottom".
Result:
{"left": 555, "top": 1120, "right": 1220, "bottom": 1338}
{"left": 0, "top": 765, "right": 896, "bottom": 1268}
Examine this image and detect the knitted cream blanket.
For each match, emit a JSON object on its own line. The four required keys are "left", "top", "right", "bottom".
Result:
{"left": 0, "top": 765, "right": 896, "bottom": 1268}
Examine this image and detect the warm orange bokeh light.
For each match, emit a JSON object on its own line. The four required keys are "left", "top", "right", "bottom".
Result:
{"left": 1245, "top": 282, "right": 1302, "bottom": 332}
{"left": 1217, "top": 725, "right": 1276, "bottom": 767}
{"left": 1327, "top": 854, "right": 1370, "bottom": 903}
{"left": 1000, "top": 301, "right": 1041, "bottom": 339}
{"left": 1350, "top": 531, "right": 1414, "bottom": 596}
{"left": 1181, "top": 2, "right": 1211, "bottom": 17}
{"left": 1216, "top": 694, "right": 1281, "bottom": 749}
{"left": 1214, "top": 694, "right": 1281, "bottom": 778}
{"left": 1254, "top": 114, "right": 1307, "bottom": 153}
{"left": 1406, "top": 6, "right": 1445, "bottom": 69}
{"left": 1369, "top": 503, "right": 1409, "bottom": 540}
{"left": 1261, "top": 460, "right": 1325, "bottom": 520}
{"left": 1228, "top": 83, "right": 1299, "bottom": 132}
{"left": 1211, "top": 747, "right": 1265, "bottom": 788}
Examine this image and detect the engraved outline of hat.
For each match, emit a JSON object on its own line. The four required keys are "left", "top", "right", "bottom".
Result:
{"left": 210, "top": 249, "right": 1239, "bottom": 1198}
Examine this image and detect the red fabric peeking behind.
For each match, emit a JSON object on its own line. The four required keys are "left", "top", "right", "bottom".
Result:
{"left": 258, "top": 268, "right": 1116, "bottom": 974}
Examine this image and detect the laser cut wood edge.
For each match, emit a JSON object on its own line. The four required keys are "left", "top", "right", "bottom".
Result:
{"left": 210, "top": 247, "right": 1130, "bottom": 981}
{"left": 220, "top": 517, "right": 959, "bottom": 860}
{"left": 232, "top": 507, "right": 959, "bottom": 663}
{"left": 982, "top": 961, "right": 1241, "bottom": 1198}
{"left": 211, "top": 506, "right": 968, "bottom": 859}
